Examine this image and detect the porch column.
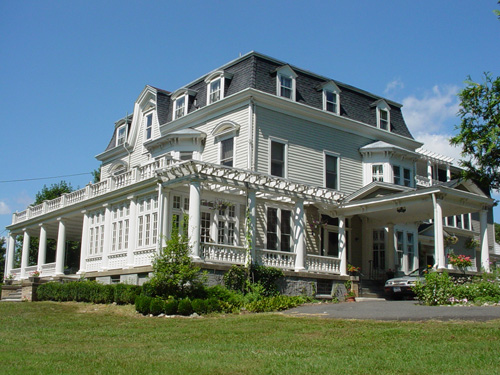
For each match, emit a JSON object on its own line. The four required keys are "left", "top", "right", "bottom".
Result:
{"left": 127, "top": 196, "right": 138, "bottom": 268}
{"left": 101, "top": 204, "right": 112, "bottom": 270}
{"left": 386, "top": 224, "right": 395, "bottom": 272}
{"left": 479, "top": 209, "right": 490, "bottom": 273}
{"left": 5, "top": 233, "right": 16, "bottom": 278}
{"left": 55, "top": 219, "right": 66, "bottom": 276}
{"left": 78, "top": 212, "right": 89, "bottom": 274}
{"left": 188, "top": 180, "right": 201, "bottom": 260}
{"left": 20, "top": 230, "right": 30, "bottom": 279}
{"left": 432, "top": 194, "right": 445, "bottom": 270}
{"left": 427, "top": 161, "right": 432, "bottom": 184}
{"left": 37, "top": 224, "right": 47, "bottom": 272}
{"left": 339, "top": 216, "right": 347, "bottom": 276}
{"left": 294, "top": 198, "right": 306, "bottom": 272}
{"left": 247, "top": 189, "right": 257, "bottom": 265}
{"left": 158, "top": 185, "right": 170, "bottom": 250}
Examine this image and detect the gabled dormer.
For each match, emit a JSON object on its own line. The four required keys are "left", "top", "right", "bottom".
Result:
{"left": 171, "top": 88, "right": 197, "bottom": 120}
{"left": 370, "top": 99, "right": 391, "bottom": 131}
{"left": 274, "top": 65, "right": 297, "bottom": 101}
{"left": 318, "top": 81, "right": 341, "bottom": 115}
{"left": 204, "top": 70, "right": 233, "bottom": 105}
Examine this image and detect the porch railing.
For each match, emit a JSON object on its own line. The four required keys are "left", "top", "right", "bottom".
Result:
{"left": 306, "top": 255, "right": 341, "bottom": 274}
{"left": 201, "top": 243, "right": 247, "bottom": 265}
{"left": 41, "top": 262, "right": 57, "bottom": 277}
{"left": 256, "top": 249, "right": 296, "bottom": 270}
{"left": 11, "top": 156, "right": 173, "bottom": 225}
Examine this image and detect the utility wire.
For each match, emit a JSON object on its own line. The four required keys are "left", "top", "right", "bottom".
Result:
{"left": 0, "top": 173, "right": 92, "bottom": 184}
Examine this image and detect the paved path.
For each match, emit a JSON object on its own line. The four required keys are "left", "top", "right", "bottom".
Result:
{"left": 282, "top": 299, "right": 500, "bottom": 321}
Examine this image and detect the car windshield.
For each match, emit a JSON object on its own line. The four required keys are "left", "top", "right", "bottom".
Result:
{"left": 408, "top": 268, "right": 427, "bottom": 277}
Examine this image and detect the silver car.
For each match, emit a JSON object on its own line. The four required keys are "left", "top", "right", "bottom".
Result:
{"left": 384, "top": 268, "right": 427, "bottom": 299}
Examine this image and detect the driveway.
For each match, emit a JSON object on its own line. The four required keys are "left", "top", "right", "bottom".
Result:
{"left": 282, "top": 298, "right": 500, "bottom": 321}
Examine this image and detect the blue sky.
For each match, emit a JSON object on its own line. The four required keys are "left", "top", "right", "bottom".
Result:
{"left": 1, "top": 0, "right": 499, "bottom": 236}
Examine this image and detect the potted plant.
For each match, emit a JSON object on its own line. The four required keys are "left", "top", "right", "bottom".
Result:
{"left": 29, "top": 270, "right": 41, "bottom": 283}
{"left": 347, "top": 264, "right": 360, "bottom": 276}
{"left": 4, "top": 274, "right": 14, "bottom": 285}
{"left": 447, "top": 251, "right": 472, "bottom": 273}
{"left": 345, "top": 290, "right": 356, "bottom": 302}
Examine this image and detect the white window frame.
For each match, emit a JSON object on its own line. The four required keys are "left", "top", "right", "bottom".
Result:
{"left": 219, "top": 136, "right": 234, "bottom": 167}
{"left": 215, "top": 203, "right": 239, "bottom": 246}
{"left": 136, "top": 195, "right": 159, "bottom": 248}
{"left": 266, "top": 205, "right": 293, "bottom": 252}
{"left": 174, "top": 95, "right": 187, "bottom": 119}
{"left": 372, "top": 164, "right": 384, "bottom": 182}
{"left": 276, "top": 65, "right": 297, "bottom": 101}
{"left": 208, "top": 78, "right": 221, "bottom": 104}
{"left": 144, "top": 113, "right": 153, "bottom": 141}
{"left": 321, "top": 81, "right": 341, "bottom": 115}
{"left": 324, "top": 151, "right": 340, "bottom": 190}
{"left": 269, "top": 137, "right": 288, "bottom": 178}
{"left": 116, "top": 124, "right": 127, "bottom": 146}
{"left": 205, "top": 71, "right": 233, "bottom": 105}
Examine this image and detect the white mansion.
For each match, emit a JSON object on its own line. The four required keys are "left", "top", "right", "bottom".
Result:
{"left": 4, "top": 52, "right": 496, "bottom": 288}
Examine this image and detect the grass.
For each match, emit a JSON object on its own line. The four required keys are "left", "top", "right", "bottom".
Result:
{"left": 1, "top": 302, "right": 500, "bottom": 374}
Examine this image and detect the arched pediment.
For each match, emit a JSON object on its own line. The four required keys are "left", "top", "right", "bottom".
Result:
{"left": 211, "top": 120, "right": 240, "bottom": 138}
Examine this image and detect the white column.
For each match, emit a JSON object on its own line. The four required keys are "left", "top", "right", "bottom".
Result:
{"left": 55, "top": 219, "right": 66, "bottom": 276}
{"left": 101, "top": 204, "right": 112, "bottom": 270}
{"left": 78, "top": 212, "right": 89, "bottom": 274}
{"left": 247, "top": 189, "right": 257, "bottom": 265}
{"left": 432, "top": 194, "right": 445, "bottom": 270}
{"left": 427, "top": 161, "right": 432, "bottom": 184}
{"left": 294, "top": 198, "right": 306, "bottom": 272}
{"left": 188, "top": 180, "right": 201, "bottom": 259}
{"left": 20, "top": 230, "right": 30, "bottom": 279}
{"left": 37, "top": 224, "right": 47, "bottom": 272}
{"left": 446, "top": 166, "right": 451, "bottom": 182}
{"left": 386, "top": 224, "right": 395, "bottom": 272}
{"left": 480, "top": 210, "right": 490, "bottom": 273}
{"left": 5, "top": 233, "right": 16, "bottom": 278}
{"left": 127, "top": 197, "right": 137, "bottom": 268}
{"left": 157, "top": 185, "right": 170, "bottom": 251}
{"left": 339, "top": 216, "right": 347, "bottom": 276}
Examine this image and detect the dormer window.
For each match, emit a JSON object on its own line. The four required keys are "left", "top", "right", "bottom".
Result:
{"left": 205, "top": 71, "right": 233, "bottom": 105}
{"left": 212, "top": 120, "right": 240, "bottom": 168}
{"left": 320, "top": 81, "right": 341, "bottom": 115}
{"left": 174, "top": 96, "right": 186, "bottom": 119}
{"left": 372, "top": 99, "right": 391, "bottom": 131}
{"left": 275, "top": 65, "right": 297, "bottom": 101}
{"left": 116, "top": 124, "right": 127, "bottom": 146}
{"left": 145, "top": 114, "right": 153, "bottom": 140}
{"left": 209, "top": 79, "right": 221, "bottom": 103}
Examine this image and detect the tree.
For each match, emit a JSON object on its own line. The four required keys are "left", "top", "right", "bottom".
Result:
{"left": 91, "top": 166, "right": 101, "bottom": 184}
{"left": 450, "top": 73, "right": 500, "bottom": 192}
{"left": 0, "top": 237, "right": 6, "bottom": 281}
{"left": 34, "top": 181, "right": 73, "bottom": 205}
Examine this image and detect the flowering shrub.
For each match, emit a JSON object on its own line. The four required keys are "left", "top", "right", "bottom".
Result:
{"left": 347, "top": 264, "right": 360, "bottom": 273}
{"left": 447, "top": 252, "right": 472, "bottom": 268}
{"left": 30, "top": 270, "right": 41, "bottom": 277}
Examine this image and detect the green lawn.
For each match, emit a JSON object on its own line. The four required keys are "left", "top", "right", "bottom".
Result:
{"left": 1, "top": 302, "right": 499, "bottom": 375}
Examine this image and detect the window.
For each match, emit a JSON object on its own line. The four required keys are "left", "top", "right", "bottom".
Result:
{"left": 201, "top": 212, "right": 211, "bottom": 243}
{"left": 276, "top": 65, "right": 297, "bottom": 101}
{"left": 379, "top": 109, "right": 389, "bottom": 130}
{"left": 145, "top": 114, "right": 153, "bottom": 140}
{"left": 88, "top": 210, "right": 105, "bottom": 255}
{"left": 215, "top": 204, "right": 238, "bottom": 245}
{"left": 174, "top": 96, "right": 186, "bottom": 119}
{"left": 116, "top": 124, "right": 127, "bottom": 146}
{"left": 393, "top": 166, "right": 401, "bottom": 185}
{"left": 407, "top": 233, "right": 414, "bottom": 271}
{"left": 445, "top": 213, "right": 472, "bottom": 230}
{"left": 209, "top": 78, "right": 221, "bottom": 104}
{"left": 372, "top": 229, "right": 385, "bottom": 270}
{"left": 171, "top": 194, "right": 189, "bottom": 237}
{"left": 137, "top": 195, "right": 158, "bottom": 247}
{"left": 393, "top": 166, "right": 412, "bottom": 187}
{"left": 403, "top": 168, "right": 412, "bottom": 187}
{"left": 220, "top": 137, "right": 234, "bottom": 167}
{"left": 266, "top": 207, "right": 292, "bottom": 251}
{"left": 270, "top": 140, "right": 286, "bottom": 177}
{"left": 324, "top": 90, "right": 338, "bottom": 113}
{"left": 372, "top": 164, "right": 384, "bottom": 182}
{"left": 396, "top": 231, "right": 404, "bottom": 271}
{"left": 179, "top": 151, "right": 193, "bottom": 161}
{"left": 325, "top": 153, "right": 338, "bottom": 189}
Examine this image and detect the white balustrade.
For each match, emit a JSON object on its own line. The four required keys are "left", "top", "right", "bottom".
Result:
{"left": 114, "top": 170, "right": 134, "bottom": 188}
{"left": 306, "top": 255, "right": 341, "bottom": 274}
{"left": 10, "top": 268, "right": 21, "bottom": 280}
{"left": 47, "top": 197, "right": 62, "bottom": 211}
{"left": 16, "top": 211, "right": 27, "bottom": 223}
{"left": 90, "top": 180, "right": 109, "bottom": 197}
{"left": 30, "top": 204, "right": 44, "bottom": 217}
{"left": 66, "top": 188, "right": 87, "bottom": 205}
{"left": 256, "top": 249, "right": 296, "bottom": 270}
{"left": 201, "top": 243, "right": 247, "bottom": 265}
{"left": 41, "top": 262, "right": 57, "bottom": 276}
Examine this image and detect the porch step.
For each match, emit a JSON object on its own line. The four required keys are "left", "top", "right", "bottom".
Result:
{"left": 1, "top": 288, "right": 23, "bottom": 302}
{"left": 359, "top": 279, "right": 385, "bottom": 298}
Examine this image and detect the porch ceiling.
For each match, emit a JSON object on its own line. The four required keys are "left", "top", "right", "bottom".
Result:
{"left": 337, "top": 186, "right": 494, "bottom": 225}
{"left": 21, "top": 211, "right": 83, "bottom": 241}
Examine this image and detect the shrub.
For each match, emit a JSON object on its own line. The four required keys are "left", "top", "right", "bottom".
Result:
{"left": 223, "top": 264, "right": 284, "bottom": 297}
{"left": 135, "top": 295, "right": 152, "bottom": 315}
{"left": 223, "top": 265, "right": 248, "bottom": 293}
{"left": 115, "top": 284, "right": 141, "bottom": 305}
{"left": 150, "top": 298, "right": 165, "bottom": 316}
{"left": 177, "top": 298, "right": 193, "bottom": 316}
{"left": 413, "top": 272, "right": 455, "bottom": 305}
{"left": 245, "top": 295, "right": 310, "bottom": 313}
{"left": 164, "top": 298, "right": 178, "bottom": 315}
{"left": 191, "top": 299, "right": 208, "bottom": 315}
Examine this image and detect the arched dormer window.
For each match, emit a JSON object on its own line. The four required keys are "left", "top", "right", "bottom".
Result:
{"left": 205, "top": 70, "right": 233, "bottom": 105}
{"left": 319, "top": 81, "right": 341, "bottom": 115}
{"left": 110, "top": 161, "right": 128, "bottom": 176}
{"left": 212, "top": 121, "right": 240, "bottom": 167}
{"left": 275, "top": 65, "right": 297, "bottom": 101}
{"left": 171, "top": 88, "right": 197, "bottom": 120}
{"left": 371, "top": 99, "right": 391, "bottom": 131}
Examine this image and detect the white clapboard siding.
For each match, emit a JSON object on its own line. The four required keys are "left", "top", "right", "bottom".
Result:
{"left": 255, "top": 106, "right": 371, "bottom": 195}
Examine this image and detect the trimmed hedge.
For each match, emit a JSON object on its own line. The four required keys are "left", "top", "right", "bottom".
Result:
{"left": 36, "top": 281, "right": 141, "bottom": 305}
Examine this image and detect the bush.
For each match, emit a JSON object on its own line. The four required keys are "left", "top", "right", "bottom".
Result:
{"left": 177, "top": 298, "right": 193, "bottom": 316}
{"left": 245, "top": 295, "right": 310, "bottom": 313}
{"left": 223, "top": 265, "right": 248, "bottom": 293}
{"left": 164, "top": 298, "right": 178, "bottom": 315}
{"left": 223, "top": 264, "right": 284, "bottom": 297}
{"left": 192, "top": 299, "right": 208, "bottom": 315}
{"left": 135, "top": 295, "right": 152, "bottom": 315}
{"left": 115, "top": 284, "right": 141, "bottom": 305}
{"left": 150, "top": 298, "right": 165, "bottom": 316}
{"left": 413, "top": 272, "right": 455, "bottom": 305}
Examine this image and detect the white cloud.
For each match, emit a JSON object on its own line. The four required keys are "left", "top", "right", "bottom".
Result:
{"left": 414, "top": 132, "right": 462, "bottom": 166}
{"left": 384, "top": 78, "right": 404, "bottom": 94}
{"left": 0, "top": 201, "right": 11, "bottom": 215}
{"left": 402, "top": 85, "right": 460, "bottom": 134}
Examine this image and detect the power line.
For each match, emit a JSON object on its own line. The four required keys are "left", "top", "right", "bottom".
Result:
{"left": 0, "top": 173, "right": 92, "bottom": 184}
